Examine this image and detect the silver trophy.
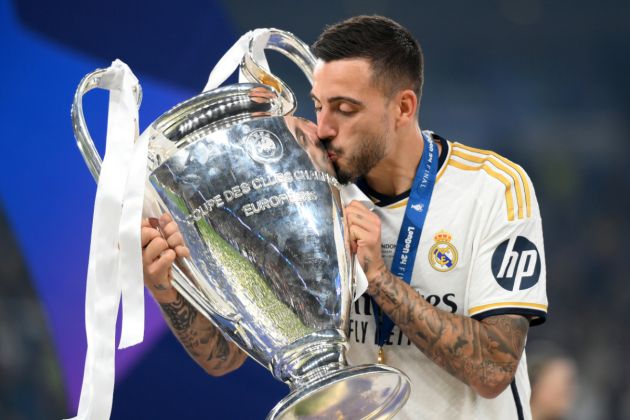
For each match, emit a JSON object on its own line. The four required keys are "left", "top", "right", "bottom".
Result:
{"left": 72, "top": 29, "right": 410, "bottom": 419}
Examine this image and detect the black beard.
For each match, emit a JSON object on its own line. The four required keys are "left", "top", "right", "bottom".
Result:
{"left": 332, "top": 161, "right": 354, "bottom": 185}
{"left": 335, "top": 133, "right": 386, "bottom": 185}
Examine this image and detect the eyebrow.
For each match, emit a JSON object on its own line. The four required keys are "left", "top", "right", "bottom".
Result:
{"left": 310, "top": 93, "right": 364, "bottom": 107}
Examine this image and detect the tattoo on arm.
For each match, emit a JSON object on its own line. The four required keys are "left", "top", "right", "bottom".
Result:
{"left": 363, "top": 256, "right": 372, "bottom": 276}
{"left": 368, "top": 264, "right": 529, "bottom": 396}
{"left": 160, "top": 294, "right": 246, "bottom": 374}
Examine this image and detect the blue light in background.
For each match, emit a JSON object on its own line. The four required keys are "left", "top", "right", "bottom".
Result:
{"left": 0, "top": 0, "right": 203, "bottom": 409}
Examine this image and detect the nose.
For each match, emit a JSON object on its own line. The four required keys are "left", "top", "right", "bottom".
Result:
{"left": 316, "top": 109, "right": 337, "bottom": 141}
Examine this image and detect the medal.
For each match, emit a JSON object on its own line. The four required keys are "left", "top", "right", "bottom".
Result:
{"left": 377, "top": 346, "right": 385, "bottom": 364}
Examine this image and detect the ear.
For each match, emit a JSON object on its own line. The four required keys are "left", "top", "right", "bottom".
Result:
{"left": 394, "top": 89, "right": 418, "bottom": 129}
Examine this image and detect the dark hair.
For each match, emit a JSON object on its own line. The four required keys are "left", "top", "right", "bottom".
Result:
{"left": 312, "top": 15, "right": 424, "bottom": 99}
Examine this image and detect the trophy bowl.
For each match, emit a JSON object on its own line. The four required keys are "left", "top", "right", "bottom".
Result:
{"left": 71, "top": 29, "right": 410, "bottom": 420}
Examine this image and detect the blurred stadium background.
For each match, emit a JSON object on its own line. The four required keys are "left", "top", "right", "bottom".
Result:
{"left": 1, "top": 0, "right": 628, "bottom": 418}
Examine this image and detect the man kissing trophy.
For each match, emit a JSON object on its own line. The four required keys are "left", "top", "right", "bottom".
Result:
{"left": 70, "top": 28, "right": 410, "bottom": 420}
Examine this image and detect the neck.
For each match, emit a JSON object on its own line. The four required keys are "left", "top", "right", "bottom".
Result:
{"left": 364, "top": 125, "right": 427, "bottom": 196}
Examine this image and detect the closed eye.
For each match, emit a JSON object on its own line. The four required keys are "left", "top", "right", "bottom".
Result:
{"left": 337, "top": 103, "right": 358, "bottom": 116}
{"left": 337, "top": 108, "right": 356, "bottom": 116}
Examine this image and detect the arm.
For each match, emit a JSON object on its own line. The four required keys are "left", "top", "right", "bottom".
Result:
{"left": 367, "top": 263, "right": 527, "bottom": 398}
{"left": 345, "top": 201, "right": 529, "bottom": 398}
{"left": 142, "top": 214, "right": 247, "bottom": 376}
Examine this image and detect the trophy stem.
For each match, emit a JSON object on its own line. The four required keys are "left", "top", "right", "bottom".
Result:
{"left": 272, "top": 329, "right": 348, "bottom": 391}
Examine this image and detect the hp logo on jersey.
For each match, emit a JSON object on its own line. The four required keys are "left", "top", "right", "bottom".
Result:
{"left": 491, "top": 236, "right": 541, "bottom": 291}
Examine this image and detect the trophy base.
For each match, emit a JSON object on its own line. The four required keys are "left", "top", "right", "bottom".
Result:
{"left": 267, "top": 364, "right": 411, "bottom": 420}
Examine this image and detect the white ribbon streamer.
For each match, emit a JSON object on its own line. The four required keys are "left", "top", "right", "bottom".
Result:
{"left": 67, "top": 59, "right": 146, "bottom": 420}
{"left": 118, "top": 128, "right": 148, "bottom": 349}
{"left": 203, "top": 29, "right": 271, "bottom": 92}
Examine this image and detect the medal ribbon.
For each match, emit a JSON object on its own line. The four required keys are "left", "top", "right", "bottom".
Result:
{"left": 373, "top": 131, "right": 438, "bottom": 347}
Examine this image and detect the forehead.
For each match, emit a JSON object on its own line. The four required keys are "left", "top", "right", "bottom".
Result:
{"left": 311, "top": 58, "right": 380, "bottom": 100}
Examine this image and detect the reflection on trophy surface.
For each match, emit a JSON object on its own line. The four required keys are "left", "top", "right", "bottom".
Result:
{"left": 148, "top": 96, "right": 409, "bottom": 418}
{"left": 157, "top": 108, "right": 346, "bottom": 351}
{"left": 72, "top": 28, "right": 410, "bottom": 419}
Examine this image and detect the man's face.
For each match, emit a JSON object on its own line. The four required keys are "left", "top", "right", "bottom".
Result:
{"left": 311, "top": 58, "right": 395, "bottom": 184}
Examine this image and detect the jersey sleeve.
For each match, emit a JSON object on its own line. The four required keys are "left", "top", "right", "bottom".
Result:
{"left": 466, "top": 172, "right": 548, "bottom": 326}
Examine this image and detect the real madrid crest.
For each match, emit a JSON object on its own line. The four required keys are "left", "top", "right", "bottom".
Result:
{"left": 429, "top": 230, "right": 458, "bottom": 272}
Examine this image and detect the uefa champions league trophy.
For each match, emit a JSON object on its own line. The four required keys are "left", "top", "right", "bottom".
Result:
{"left": 71, "top": 29, "right": 410, "bottom": 419}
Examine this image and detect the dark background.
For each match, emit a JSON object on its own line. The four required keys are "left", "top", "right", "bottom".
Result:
{"left": 1, "top": 0, "right": 628, "bottom": 418}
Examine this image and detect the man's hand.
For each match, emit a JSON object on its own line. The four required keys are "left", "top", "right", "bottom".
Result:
{"left": 141, "top": 213, "right": 190, "bottom": 303}
{"left": 345, "top": 201, "right": 527, "bottom": 398}
{"left": 345, "top": 200, "right": 387, "bottom": 287}
{"left": 141, "top": 213, "right": 246, "bottom": 376}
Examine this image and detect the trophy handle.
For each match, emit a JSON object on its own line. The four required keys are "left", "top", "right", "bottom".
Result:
{"left": 241, "top": 28, "right": 317, "bottom": 116}
{"left": 71, "top": 68, "right": 143, "bottom": 181}
{"left": 71, "top": 70, "right": 243, "bottom": 329}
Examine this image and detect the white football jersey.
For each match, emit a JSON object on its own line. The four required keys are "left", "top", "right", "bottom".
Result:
{"left": 342, "top": 133, "right": 547, "bottom": 420}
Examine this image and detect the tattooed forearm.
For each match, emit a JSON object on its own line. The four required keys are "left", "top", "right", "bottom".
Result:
{"left": 160, "top": 294, "right": 197, "bottom": 331}
{"left": 160, "top": 294, "right": 247, "bottom": 376}
{"left": 367, "top": 264, "right": 529, "bottom": 398}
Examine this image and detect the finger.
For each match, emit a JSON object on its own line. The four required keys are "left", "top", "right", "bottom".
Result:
{"left": 141, "top": 226, "right": 161, "bottom": 248}
{"left": 345, "top": 204, "right": 375, "bottom": 222}
{"left": 348, "top": 200, "right": 374, "bottom": 212}
{"left": 174, "top": 245, "right": 190, "bottom": 258}
{"left": 346, "top": 211, "right": 380, "bottom": 232}
{"left": 141, "top": 218, "right": 152, "bottom": 228}
{"left": 347, "top": 200, "right": 374, "bottom": 212}
{"left": 167, "top": 232, "right": 186, "bottom": 249}
{"left": 168, "top": 232, "right": 191, "bottom": 257}
{"left": 144, "top": 249, "right": 176, "bottom": 283}
{"left": 143, "top": 237, "right": 169, "bottom": 264}
{"left": 346, "top": 212, "right": 381, "bottom": 239}
{"left": 349, "top": 224, "right": 367, "bottom": 241}
{"left": 350, "top": 225, "right": 382, "bottom": 251}
{"left": 159, "top": 213, "right": 173, "bottom": 227}
{"left": 161, "top": 219, "right": 180, "bottom": 238}
{"left": 345, "top": 201, "right": 370, "bottom": 213}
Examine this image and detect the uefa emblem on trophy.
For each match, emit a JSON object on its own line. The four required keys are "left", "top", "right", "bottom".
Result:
{"left": 72, "top": 28, "right": 410, "bottom": 419}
